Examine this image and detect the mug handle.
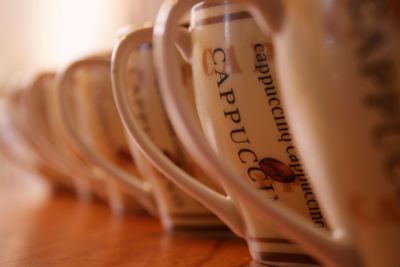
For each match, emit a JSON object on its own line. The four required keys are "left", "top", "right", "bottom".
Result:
{"left": 26, "top": 73, "right": 94, "bottom": 201}
{"left": 56, "top": 58, "right": 158, "bottom": 216}
{"left": 111, "top": 25, "right": 245, "bottom": 237}
{"left": 3, "top": 94, "right": 41, "bottom": 173}
{"left": 152, "top": 1, "right": 360, "bottom": 266}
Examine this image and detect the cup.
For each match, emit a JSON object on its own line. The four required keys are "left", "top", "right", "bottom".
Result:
{"left": 151, "top": 0, "right": 400, "bottom": 266}
{"left": 22, "top": 73, "right": 118, "bottom": 206}
{"left": 58, "top": 51, "right": 224, "bottom": 230}
{"left": 2, "top": 90, "right": 74, "bottom": 191}
{"left": 45, "top": 71, "right": 140, "bottom": 213}
{"left": 3, "top": 77, "right": 85, "bottom": 193}
{"left": 56, "top": 54, "right": 146, "bottom": 215}
{"left": 112, "top": 19, "right": 327, "bottom": 265}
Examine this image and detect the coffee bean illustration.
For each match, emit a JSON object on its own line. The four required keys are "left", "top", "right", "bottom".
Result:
{"left": 259, "top": 158, "right": 296, "bottom": 183}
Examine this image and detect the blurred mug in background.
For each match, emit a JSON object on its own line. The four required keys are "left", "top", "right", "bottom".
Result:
{"left": 56, "top": 54, "right": 151, "bottom": 215}
{"left": 21, "top": 72, "right": 129, "bottom": 213}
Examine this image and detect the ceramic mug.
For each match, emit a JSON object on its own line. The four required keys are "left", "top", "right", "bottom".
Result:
{"left": 0, "top": 92, "right": 50, "bottom": 181}
{"left": 112, "top": 20, "right": 327, "bottom": 265}
{"left": 56, "top": 55, "right": 146, "bottom": 215}
{"left": 46, "top": 71, "right": 136, "bottom": 213}
{"left": 39, "top": 72, "right": 136, "bottom": 213}
{"left": 152, "top": 0, "right": 400, "bottom": 266}
{"left": 20, "top": 73, "right": 95, "bottom": 200}
{"left": 59, "top": 52, "right": 224, "bottom": 230}
{"left": 1, "top": 79, "right": 75, "bottom": 191}
{"left": 3, "top": 90, "right": 74, "bottom": 191}
{"left": 0, "top": 93, "right": 37, "bottom": 170}
{"left": 22, "top": 73, "right": 121, "bottom": 207}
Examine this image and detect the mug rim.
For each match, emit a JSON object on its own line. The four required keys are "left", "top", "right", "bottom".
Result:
{"left": 191, "top": 1, "right": 252, "bottom": 29}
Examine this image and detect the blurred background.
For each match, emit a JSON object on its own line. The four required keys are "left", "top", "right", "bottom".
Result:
{"left": 0, "top": 0, "right": 162, "bottom": 211}
{"left": 0, "top": 0, "right": 162, "bottom": 84}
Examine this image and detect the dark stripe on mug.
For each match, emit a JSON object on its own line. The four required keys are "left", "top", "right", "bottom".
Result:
{"left": 193, "top": 11, "right": 252, "bottom": 28}
{"left": 247, "top": 237, "right": 293, "bottom": 244}
{"left": 193, "top": 2, "right": 228, "bottom": 11}
{"left": 255, "top": 252, "right": 319, "bottom": 265}
{"left": 169, "top": 212, "right": 220, "bottom": 219}
{"left": 169, "top": 225, "right": 230, "bottom": 232}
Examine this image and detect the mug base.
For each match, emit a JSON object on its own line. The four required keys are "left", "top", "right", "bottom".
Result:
{"left": 167, "top": 224, "right": 234, "bottom": 239}
{"left": 252, "top": 251, "right": 320, "bottom": 267}
{"left": 161, "top": 213, "right": 230, "bottom": 235}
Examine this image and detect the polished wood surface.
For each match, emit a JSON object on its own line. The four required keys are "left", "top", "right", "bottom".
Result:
{"left": 0, "top": 179, "right": 263, "bottom": 267}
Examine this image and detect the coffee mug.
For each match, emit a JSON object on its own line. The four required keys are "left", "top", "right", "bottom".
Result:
{"left": 56, "top": 54, "right": 153, "bottom": 215}
{"left": 44, "top": 70, "right": 140, "bottom": 213}
{"left": 152, "top": 0, "right": 400, "bottom": 266}
{"left": 56, "top": 54, "right": 146, "bottom": 215}
{"left": 3, "top": 90, "right": 75, "bottom": 191}
{"left": 0, "top": 79, "right": 70, "bottom": 190}
{"left": 112, "top": 20, "right": 328, "bottom": 265}
{"left": 22, "top": 73, "right": 100, "bottom": 200}
{"left": 59, "top": 51, "right": 224, "bottom": 230}
{"left": 0, "top": 91, "right": 51, "bottom": 181}
{"left": 22, "top": 73, "right": 120, "bottom": 206}
{"left": 0, "top": 91, "right": 40, "bottom": 171}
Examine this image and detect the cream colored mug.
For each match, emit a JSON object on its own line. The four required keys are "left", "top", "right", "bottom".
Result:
{"left": 0, "top": 92, "right": 49, "bottom": 181}
{"left": 112, "top": 21, "right": 326, "bottom": 265}
{"left": 56, "top": 55, "right": 147, "bottom": 215}
{"left": 3, "top": 90, "right": 74, "bottom": 191}
{"left": 1, "top": 79, "right": 76, "bottom": 192}
{"left": 0, "top": 94, "right": 36, "bottom": 170}
{"left": 22, "top": 73, "right": 119, "bottom": 207}
{"left": 59, "top": 52, "right": 224, "bottom": 230}
{"left": 39, "top": 72, "right": 136, "bottom": 213}
{"left": 20, "top": 74, "right": 96, "bottom": 200}
{"left": 151, "top": 0, "right": 400, "bottom": 266}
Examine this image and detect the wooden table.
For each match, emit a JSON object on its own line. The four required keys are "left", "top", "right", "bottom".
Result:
{"left": 0, "top": 188, "right": 263, "bottom": 267}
